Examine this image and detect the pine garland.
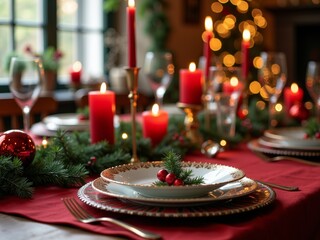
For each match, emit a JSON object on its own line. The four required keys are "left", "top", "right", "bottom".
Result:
{"left": 0, "top": 118, "right": 194, "bottom": 199}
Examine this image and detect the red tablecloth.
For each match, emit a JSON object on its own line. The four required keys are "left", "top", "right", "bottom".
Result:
{"left": 1, "top": 144, "right": 320, "bottom": 240}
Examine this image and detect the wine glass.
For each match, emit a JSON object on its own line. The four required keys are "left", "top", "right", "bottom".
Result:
{"left": 306, "top": 61, "right": 320, "bottom": 122}
{"left": 209, "top": 67, "right": 244, "bottom": 138}
{"left": 258, "top": 52, "right": 287, "bottom": 128}
{"left": 9, "top": 57, "right": 43, "bottom": 132}
{"left": 143, "top": 51, "right": 174, "bottom": 107}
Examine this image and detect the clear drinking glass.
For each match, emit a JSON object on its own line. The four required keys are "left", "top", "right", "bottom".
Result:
{"left": 9, "top": 57, "right": 43, "bottom": 132}
{"left": 306, "top": 61, "right": 320, "bottom": 122}
{"left": 209, "top": 67, "right": 244, "bottom": 138}
{"left": 143, "top": 51, "right": 174, "bottom": 107}
{"left": 258, "top": 52, "right": 287, "bottom": 128}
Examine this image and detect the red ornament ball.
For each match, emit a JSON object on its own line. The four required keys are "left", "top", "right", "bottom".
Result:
{"left": 0, "top": 130, "right": 36, "bottom": 167}
{"left": 289, "top": 103, "right": 310, "bottom": 121}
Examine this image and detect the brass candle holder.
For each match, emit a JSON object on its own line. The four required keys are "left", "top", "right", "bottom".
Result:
{"left": 124, "top": 67, "right": 140, "bottom": 163}
{"left": 177, "top": 102, "right": 203, "bottom": 148}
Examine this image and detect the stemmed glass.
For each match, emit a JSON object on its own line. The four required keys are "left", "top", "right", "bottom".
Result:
{"left": 9, "top": 57, "right": 43, "bottom": 132}
{"left": 209, "top": 67, "right": 244, "bottom": 138}
{"left": 306, "top": 61, "right": 320, "bottom": 123}
{"left": 258, "top": 52, "right": 287, "bottom": 128}
{"left": 143, "top": 51, "right": 174, "bottom": 107}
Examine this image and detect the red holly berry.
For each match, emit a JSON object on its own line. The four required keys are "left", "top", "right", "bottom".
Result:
{"left": 165, "top": 173, "right": 176, "bottom": 185}
{"left": 174, "top": 178, "right": 184, "bottom": 186}
{"left": 315, "top": 132, "right": 320, "bottom": 139}
{"left": 157, "top": 169, "right": 168, "bottom": 182}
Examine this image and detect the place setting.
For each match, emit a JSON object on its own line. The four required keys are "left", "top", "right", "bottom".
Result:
{"left": 76, "top": 152, "right": 276, "bottom": 218}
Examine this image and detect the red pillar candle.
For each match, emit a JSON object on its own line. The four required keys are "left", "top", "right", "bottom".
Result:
{"left": 284, "top": 83, "right": 304, "bottom": 113}
{"left": 127, "top": 0, "right": 136, "bottom": 67}
{"left": 241, "top": 29, "right": 250, "bottom": 80}
{"left": 89, "top": 82, "right": 115, "bottom": 144}
{"left": 203, "top": 16, "right": 213, "bottom": 79}
{"left": 69, "top": 61, "right": 82, "bottom": 84}
{"left": 142, "top": 104, "right": 169, "bottom": 146}
{"left": 179, "top": 62, "right": 203, "bottom": 105}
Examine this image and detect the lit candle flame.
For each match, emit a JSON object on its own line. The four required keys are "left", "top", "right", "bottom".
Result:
{"left": 100, "top": 82, "right": 107, "bottom": 93}
{"left": 290, "top": 83, "right": 299, "bottom": 93}
{"left": 152, "top": 103, "right": 160, "bottom": 116}
{"left": 73, "top": 61, "right": 82, "bottom": 72}
{"left": 189, "top": 62, "right": 196, "bottom": 72}
{"left": 128, "top": 0, "right": 135, "bottom": 7}
{"left": 205, "top": 16, "right": 213, "bottom": 32}
{"left": 242, "top": 29, "right": 251, "bottom": 42}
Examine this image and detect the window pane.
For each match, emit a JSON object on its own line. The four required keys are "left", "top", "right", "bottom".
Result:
{"left": 58, "top": 31, "right": 77, "bottom": 77}
{"left": 0, "top": 26, "right": 11, "bottom": 79}
{"left": 0, "top": 0, "right": 10, "bottom": 21}
{"left": 82, "top": 32, "right": 104, "bottom": 77}
{"left": 15, "top": 26, "right": 43, "bottom": 53}
{"left": 82, "top": 0, "right": 103, "bottom": 30}
{"left": 58, "top": 0, "right": 78, "bottom": 27}
{"left": 15, "top": 0, "right": 42, "bottom": 23}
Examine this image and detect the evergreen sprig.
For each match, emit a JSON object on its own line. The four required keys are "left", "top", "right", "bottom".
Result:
{"left": 154, "top": 151, "right": 204, "bottom": 186}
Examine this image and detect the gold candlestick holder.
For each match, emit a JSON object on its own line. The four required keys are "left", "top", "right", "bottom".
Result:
{"left": 202, "top": 76, "right": 211, "bottom": 131}
{"left": 177, "top": 102, "right": 203, "bottom": 148}
{"left": 124, "top": 67, "right": 140, "bottom": 163}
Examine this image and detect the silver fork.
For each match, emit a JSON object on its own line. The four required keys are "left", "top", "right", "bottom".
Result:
{"left": 62, "top": 197, "right": 162, "bottom": 240}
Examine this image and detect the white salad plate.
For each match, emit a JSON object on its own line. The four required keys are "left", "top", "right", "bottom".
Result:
{"left": 92, "top": 177, "right": 258, "bottom": 207}
{"left": 100, "top": 161, "right": 245, "bottom": 199}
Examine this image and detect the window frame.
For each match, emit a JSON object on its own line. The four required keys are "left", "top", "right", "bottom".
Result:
{"left": 0, "top": 0, "right": 109, "bottom": 92}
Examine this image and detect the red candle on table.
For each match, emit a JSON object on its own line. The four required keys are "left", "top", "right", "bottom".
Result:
{"left": 89, "top": 82, "right": 115, "bottom": 144}
{"left": 127, "top": 0, "right": 136, "bottom": 67}
{"left": 69, "top": 61, "right": 82, "bottom": 84}
{"left": 284, "top": 83, "right": 304, "bottom": 113}
{"left": 142, "top": 104, "right": 169, "bottom": 146}
{"left": 241, "top": 29, "right": 250, "bottom": 80}
{"left": 180, "top": 62, "right": 203, "bottom": 105}
{"left": 203, "top": 16, "right": 213, "bottom": 79}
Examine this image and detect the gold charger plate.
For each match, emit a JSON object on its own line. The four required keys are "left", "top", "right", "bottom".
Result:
{"left": 78, "top": 181, "right": 276, "bottom": 218}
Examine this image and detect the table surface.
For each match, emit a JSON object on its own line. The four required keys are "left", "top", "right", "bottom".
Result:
{"left": 1, "top": 139, "right": 320, "bottom": 240}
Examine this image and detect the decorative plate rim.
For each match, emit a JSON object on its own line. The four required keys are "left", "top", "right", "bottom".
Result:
{"left": 78, "top": 181, "right": 276, "bottom": 218}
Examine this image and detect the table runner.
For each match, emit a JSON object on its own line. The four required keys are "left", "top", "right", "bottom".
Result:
{"left": 1, "top": 144, "right": 320, "bottom": 240}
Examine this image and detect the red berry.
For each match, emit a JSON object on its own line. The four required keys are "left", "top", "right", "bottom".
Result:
{"left": 315, "top": 132, "right": 320, "bottom": 139}
{"left": 174, "top": 178, "right": 184, "bottom": 186}
{"left": 157, "top": 169, "right": 168, "bottom": 182}
{"left": 165, "top": 173, "right": 176, "bottom": 185}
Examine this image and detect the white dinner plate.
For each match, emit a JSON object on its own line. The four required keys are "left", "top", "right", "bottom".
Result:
{"left": 43, "top": 113, "right": 89, "bottom": 131}
{"left": 248, "top": 139, "right": 320, "bottom": 158}
{"left": 263, "top": 127, "right": 320, "bottom": 150}
{"left": 78, "top": 181, "right": 276, "bottom": 218}
{"left": 92, "top": 177, "right": 258, "bottom": 207}
{"left": 100, "top": 161, "right": 245, "bottom": 199}
{"left": 258, "top": 136, "right": 320, "bottom": 151}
